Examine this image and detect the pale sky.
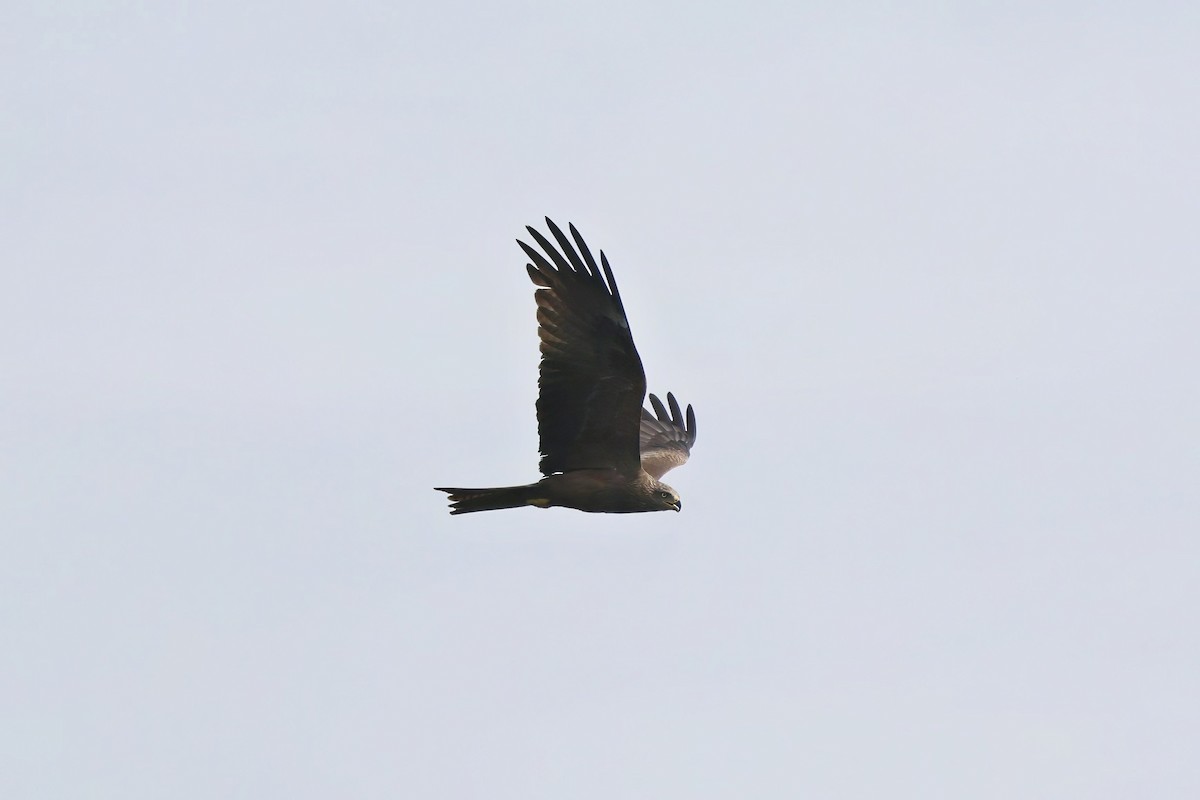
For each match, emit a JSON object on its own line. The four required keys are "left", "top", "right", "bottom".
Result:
{"left": 3, "top": 2, "right": 1198, "bottom": 797}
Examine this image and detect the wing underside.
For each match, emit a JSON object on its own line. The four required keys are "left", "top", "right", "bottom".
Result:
{"left": 639, "top": 392, "right": 696, "bottom": 480}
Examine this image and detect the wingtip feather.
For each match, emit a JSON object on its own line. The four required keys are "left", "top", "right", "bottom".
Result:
{"left": 599, "top": 251, "right": 621, "bottom": 299}
{"left": 649, "top": 393, "right": 668, "bottom": 420}
{"left": 667, "top": 392, "right": 682, "bottom": 423}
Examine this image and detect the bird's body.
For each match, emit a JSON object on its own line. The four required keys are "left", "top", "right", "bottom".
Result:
{"left": 437, "top": 469, "right": 675, "bottom": 515}
{"left": 436, "top": 219, "right": 696, "bottom": 515}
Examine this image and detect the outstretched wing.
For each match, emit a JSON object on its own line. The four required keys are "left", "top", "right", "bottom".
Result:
{"left": 639, "top": 392, "right": 697, "bottom": 480}
{"left": 521, "top": 218, "right": 647, "bottom": 477}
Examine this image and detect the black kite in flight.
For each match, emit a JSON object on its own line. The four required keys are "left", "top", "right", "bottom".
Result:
{"left": 436, "top": 219, "right": 696, "bottom": 514}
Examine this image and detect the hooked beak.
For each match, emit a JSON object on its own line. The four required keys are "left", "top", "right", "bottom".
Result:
{"left": 672, "top": 499, "right": 682, "bottom": 512}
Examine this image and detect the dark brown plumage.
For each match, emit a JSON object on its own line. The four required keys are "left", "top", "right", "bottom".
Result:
{"left": 435, "top": 219, "right": 696, "bottom": 515}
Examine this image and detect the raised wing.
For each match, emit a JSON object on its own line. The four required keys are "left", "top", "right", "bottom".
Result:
{"left": 521, "top": 218, "right": 647, "bottom": 477}
{"left": 639, "top": 392, "right": 697, "bottom": 480}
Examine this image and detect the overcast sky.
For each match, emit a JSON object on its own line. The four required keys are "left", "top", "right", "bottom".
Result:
{"left": 3, "top": 2, "right": 1198, "bottom": 797}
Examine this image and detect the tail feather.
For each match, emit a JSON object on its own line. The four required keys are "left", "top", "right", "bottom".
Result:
{"left": 434, "top": 484, "right": 543, "bottom": 515}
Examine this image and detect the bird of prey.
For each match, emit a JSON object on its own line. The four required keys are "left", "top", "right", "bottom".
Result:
{"left": 436, "top": 218, "right": 697, "bottom": 515}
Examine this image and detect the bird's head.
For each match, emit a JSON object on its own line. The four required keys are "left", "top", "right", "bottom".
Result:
{"left": 648, "top": 480, "right": 682, "bottom": 512}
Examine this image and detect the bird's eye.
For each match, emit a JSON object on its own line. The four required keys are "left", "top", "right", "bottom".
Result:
{"left": 659, "top": 491, "right": 670, "bottom": 498}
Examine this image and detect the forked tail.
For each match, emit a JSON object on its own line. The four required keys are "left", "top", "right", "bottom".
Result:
{"left": 434, "top": 484, "right": 542, "bottom": 515}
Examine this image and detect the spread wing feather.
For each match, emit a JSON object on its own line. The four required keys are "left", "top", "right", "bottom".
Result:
{"left": 521, "top": 218, "right": 647, "bottom": 476}
{"left": 639, "top": 392, "right": 697, "bottom": 479}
